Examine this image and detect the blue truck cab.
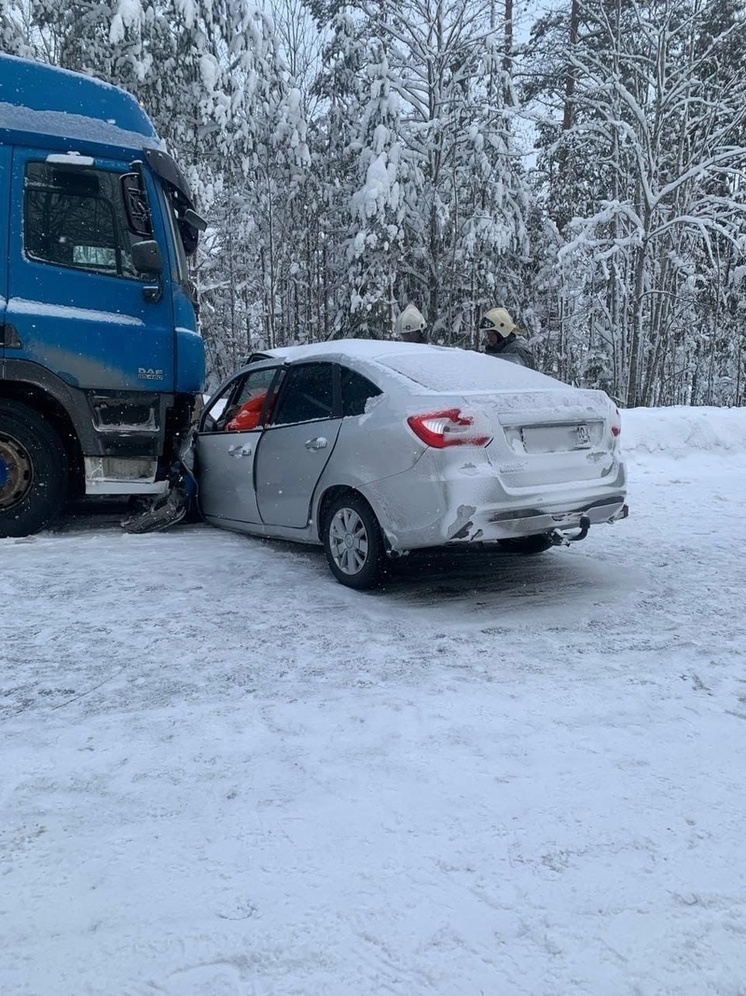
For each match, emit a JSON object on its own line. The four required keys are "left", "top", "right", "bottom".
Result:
{"left": 0, "top": 54, "right": 206, "bottom": 536}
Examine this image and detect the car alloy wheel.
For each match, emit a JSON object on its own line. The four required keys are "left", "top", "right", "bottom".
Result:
{"left": 323, "top": 493, "right": 385, "bottom": 589}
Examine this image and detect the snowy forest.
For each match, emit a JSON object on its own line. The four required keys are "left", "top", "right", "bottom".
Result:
{"left": 2, "top": 0, "right": 745, "bottom": 406}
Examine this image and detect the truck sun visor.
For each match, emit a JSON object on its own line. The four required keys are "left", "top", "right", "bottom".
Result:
{"left": 143, "top": 148, "right": 195, "bottom": 208}
{"left": 141, "top": 148, "right": 207, "bottom": 250}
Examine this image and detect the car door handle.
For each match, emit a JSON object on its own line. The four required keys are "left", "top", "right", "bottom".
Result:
{"left": 228, "top": 443, "right": 252, "bottom": 457}
{"left": 304, "top": 436, "right": 328, "bottom": 450}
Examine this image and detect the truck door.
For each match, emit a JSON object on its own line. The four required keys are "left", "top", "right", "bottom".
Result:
{"left": 6, "top": 149, "right": 176, "bottom": 392}
{"left": 0, "top": 145, "right": 9, "bottom": 362}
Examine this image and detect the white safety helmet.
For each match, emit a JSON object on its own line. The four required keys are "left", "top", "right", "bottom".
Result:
{"left": 480, "top": 307, "right": 519, "bottom": 338}
{"left": 394, "top": 303, "right": 426, "bottom": 336}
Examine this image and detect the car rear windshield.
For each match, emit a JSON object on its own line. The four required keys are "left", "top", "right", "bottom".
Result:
{"left": 376, "top": 349, "right": 546, "bottom": 392}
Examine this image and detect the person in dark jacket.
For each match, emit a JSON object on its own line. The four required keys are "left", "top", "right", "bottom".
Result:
{"left": 480, "top": 307, "right": 536, "bottom": 369}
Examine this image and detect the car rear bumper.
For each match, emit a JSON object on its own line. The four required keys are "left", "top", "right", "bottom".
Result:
{"left": 452, "top": 495, "right": 628, "bottom": 544}
{"left": 362, "top": 458, "right": 627, "bottom": 552}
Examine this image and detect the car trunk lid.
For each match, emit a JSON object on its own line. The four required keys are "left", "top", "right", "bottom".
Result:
{"left": 375, "top": 350, "right": 619, "bottom": 490}
{"left": 468, "top": 387, "right": 617, "bottom": 488}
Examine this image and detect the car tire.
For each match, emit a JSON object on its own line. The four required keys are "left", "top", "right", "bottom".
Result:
{"left": 498, "top": 534, "right": 553, "bottom": 555}
{"left": 322, "top": 493, "right": 385, "bottom": 590}
{"left": 0, "top": 400, "right": 68, "bottom": 538}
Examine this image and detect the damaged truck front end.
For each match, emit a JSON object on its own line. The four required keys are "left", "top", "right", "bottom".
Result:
{"left": 0, "top": 53, "right": 205, "bottom": 536}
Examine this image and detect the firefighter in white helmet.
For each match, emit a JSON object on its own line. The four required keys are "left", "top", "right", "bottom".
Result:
{"left": 480, "top": 307, "right": 536, "bottom": 369}
{"left": 394, "top": 303, "right": 427, "bottom": 343}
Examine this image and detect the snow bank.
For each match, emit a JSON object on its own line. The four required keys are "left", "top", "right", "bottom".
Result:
{"left": 621, "top": 405, "right": 746, "bottom": 458}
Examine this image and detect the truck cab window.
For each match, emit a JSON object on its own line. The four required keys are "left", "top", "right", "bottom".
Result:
{"left": 24, "top": 163, "right": 149, "bottom": 280}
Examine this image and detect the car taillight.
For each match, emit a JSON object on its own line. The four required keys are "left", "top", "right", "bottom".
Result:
{"left": 407, "top": 408, "right": 492, "bottom": 448}
{"left": 611, "top": 407, "right": 621, "bottom": 437}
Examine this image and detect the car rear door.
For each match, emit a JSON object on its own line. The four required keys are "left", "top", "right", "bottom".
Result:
{"left": 255, "top": 362, "right": 342, "bottom": 529}
{"left": 195, "top": 364, "right": 283, "bottom": 525}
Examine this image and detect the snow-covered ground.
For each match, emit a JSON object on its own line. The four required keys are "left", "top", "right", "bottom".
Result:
{"left": 2, "top": 407, "right": 745, "bottom": 996}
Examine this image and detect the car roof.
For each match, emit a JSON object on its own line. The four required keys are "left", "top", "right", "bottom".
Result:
{"left": 247, "top": 339, "right": 450, "bottom": 365}
{"left": 212, "top": 339, "right": 606, "bottom": 416}
{"left": 236, "top": 338, "right": 569, "bottom": 398}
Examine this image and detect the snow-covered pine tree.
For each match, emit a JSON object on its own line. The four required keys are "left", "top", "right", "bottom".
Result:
{"left": 347, "top": 33, "right": 405, "bottom": 338}
{"left": 455, "top": 0, "right": 531, "bottom": 350}
{"left": 525, "top": 0, "right": 746, "bottom": 405}
{"left": 313, "top": 0, "right": 531, "bottom": 344}
{"left": 308, "top": 3, "right": 372, "bottom": 338}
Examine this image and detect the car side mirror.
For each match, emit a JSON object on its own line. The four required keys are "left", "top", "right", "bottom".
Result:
{"left": 132, "top": 239, "right": 163, "bottom": 275}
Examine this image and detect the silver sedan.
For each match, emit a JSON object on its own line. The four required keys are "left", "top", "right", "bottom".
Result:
{"left": 195, "top": 341, "right": 628, "bottom": 588}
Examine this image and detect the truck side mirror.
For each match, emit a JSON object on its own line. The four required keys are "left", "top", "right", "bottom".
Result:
{"left": 121, "top": 172, "right": 152, "bottom": 237}
{"left": 131, "top": 239, "right": 163, "bottom": 275}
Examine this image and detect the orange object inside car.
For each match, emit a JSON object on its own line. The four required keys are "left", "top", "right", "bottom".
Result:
{"left": 226, "top": 393, "right": 267, "bottom": 431}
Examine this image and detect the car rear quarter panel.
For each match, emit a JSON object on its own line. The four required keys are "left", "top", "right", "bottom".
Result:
{"left": 312, "top": 398, "right": 427, "bottom": 529}
{"left": 312, "top": 388, "right": 493, "bottom": 550}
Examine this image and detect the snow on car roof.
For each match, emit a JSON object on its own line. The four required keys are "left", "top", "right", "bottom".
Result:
{"left": 376, "top": 349, "right": 563, "bottom": 393}
{"left": 256, "top": 339, "right": 566, "bottom": 393}
{"left": 257, "top": 338, "right": 436, "bottom": 362}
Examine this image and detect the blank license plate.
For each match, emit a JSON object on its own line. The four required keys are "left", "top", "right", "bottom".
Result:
{"left": 521, "top": 423, "right": 593, "bottom": 453}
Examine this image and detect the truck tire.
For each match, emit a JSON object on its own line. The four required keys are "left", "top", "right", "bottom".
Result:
{"left": 0, "top": 400, "right": 68, "bottom": 538}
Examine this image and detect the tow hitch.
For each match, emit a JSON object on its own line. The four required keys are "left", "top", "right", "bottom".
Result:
{"left": 550, "top": 514, "right": 591, "bottom": 546}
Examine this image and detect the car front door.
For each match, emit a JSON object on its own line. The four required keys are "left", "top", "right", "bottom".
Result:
{"left": 255, "top": 362, "right": 342, "bottom": 529}
{"left": 195, "top": 364, "right": 283, "bottom": 525}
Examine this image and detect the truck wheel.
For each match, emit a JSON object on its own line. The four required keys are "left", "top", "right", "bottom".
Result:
{"left": 0, "top": 401, "right": 68, "bottom": 538}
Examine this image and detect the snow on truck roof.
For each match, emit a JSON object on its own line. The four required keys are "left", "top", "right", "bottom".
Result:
{"left": 0, "top": 53, "right": 162, "bottom": 155}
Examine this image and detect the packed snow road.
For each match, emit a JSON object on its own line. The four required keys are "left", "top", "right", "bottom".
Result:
{"left": 1, "top": 408, "right": 745, "bottom": 996}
